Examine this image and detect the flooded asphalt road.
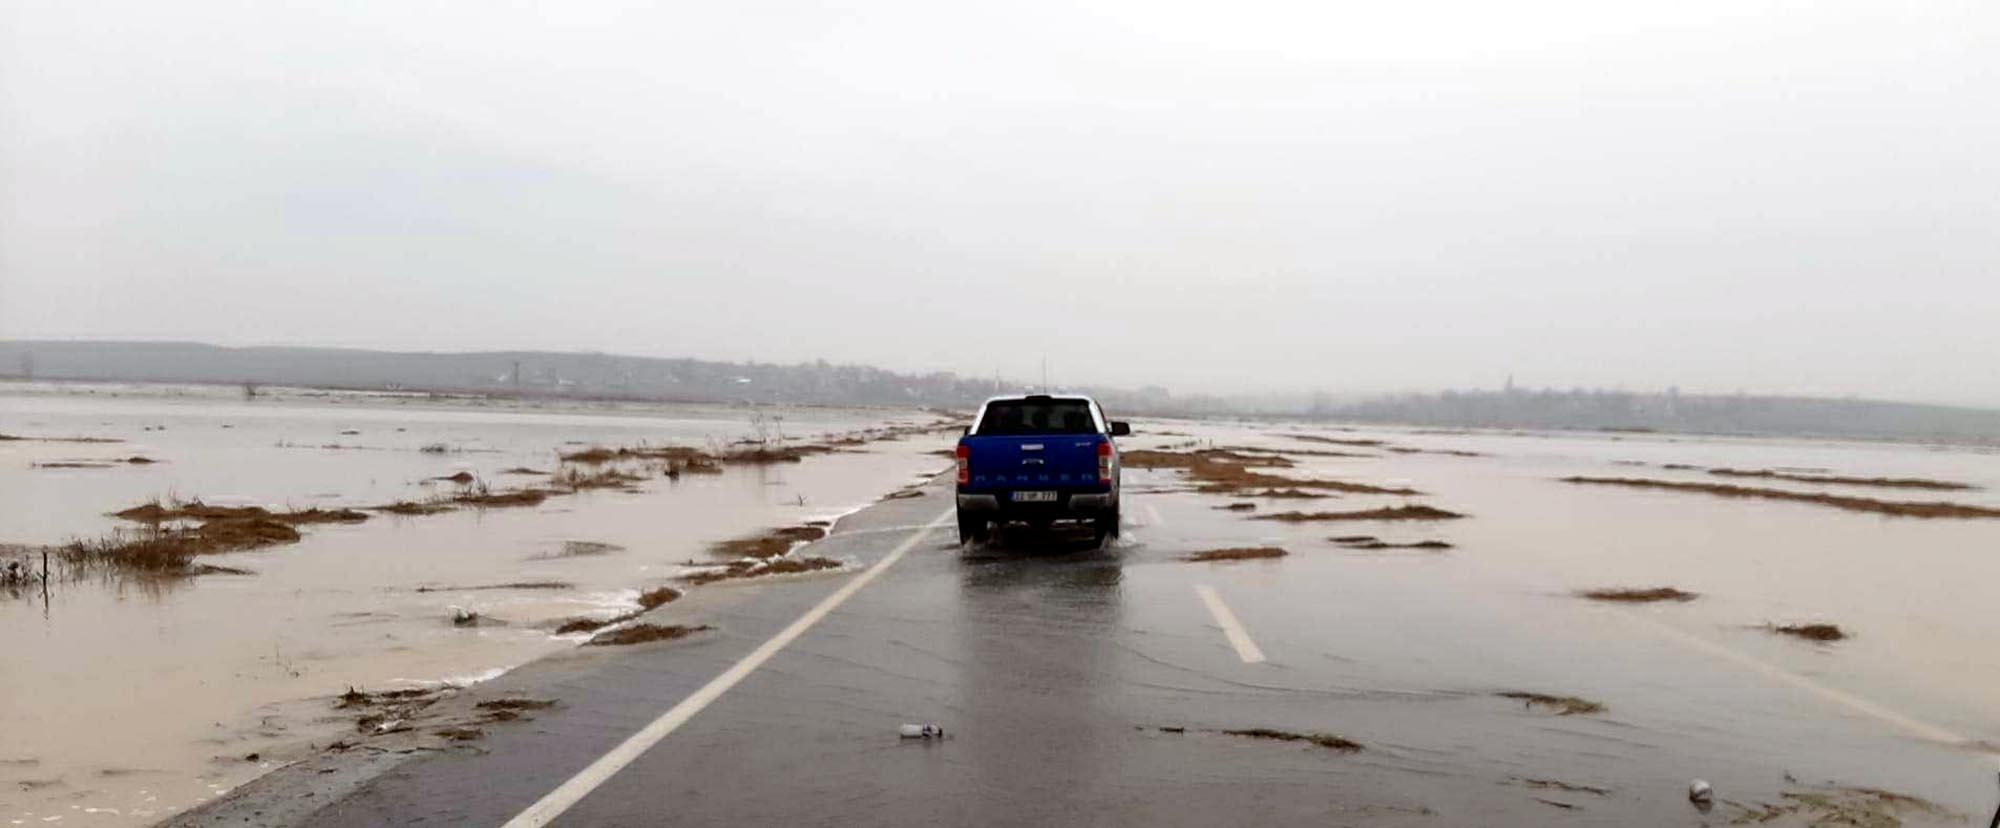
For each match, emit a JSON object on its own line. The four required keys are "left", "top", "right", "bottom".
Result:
{"left": 174, "top": 470, "right": 1994, "bottom": 827}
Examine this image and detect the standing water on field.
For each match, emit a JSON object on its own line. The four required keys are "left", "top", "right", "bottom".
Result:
{"left": 0, "top": 382, "right": 954, "bottom": 824}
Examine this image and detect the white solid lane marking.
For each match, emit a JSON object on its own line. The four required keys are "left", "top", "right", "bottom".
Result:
{"left": 1144, "top": 502, "right": 1166, "bottom": 527}
{"left": 1195, "top": 584, "right": 1266, "bottom": 664}
{"left": 501, "top": 508, "right": 955, "bottom": 828}
{"left": 1614, "top": 609, "right": 1999, "bottom": 767}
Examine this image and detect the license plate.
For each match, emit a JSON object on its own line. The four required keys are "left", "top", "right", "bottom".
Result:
{"left": 1011, "top": 490, "right": 1058, "bottom": 503}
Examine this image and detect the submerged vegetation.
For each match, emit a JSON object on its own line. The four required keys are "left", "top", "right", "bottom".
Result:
{"left": 1770, "top": 622, "right": 1848, "bottom": 642}
{"left": 1707, "top": 467, "right": 1976, "bottom": 491}
{"left": 1559, "top": 476, "right": 2000, "bottom": 518}
{"left": 710, "top": 525, "right": 828, "bottom": 559}
{"left": 1577, "top": 586, "right": 1698, "bottom": 603}
{"left": 1331, "top": 537, "right": 1452, "bottom": 550}
{"left": 1184, "top": 546, "right": 1288, "bottom": 562}
{"left": 1124, "top": 447, "right": 1421, "bottom": 497}
{"left": 1254, "top": 505, "right": 1465, "bottom": 522}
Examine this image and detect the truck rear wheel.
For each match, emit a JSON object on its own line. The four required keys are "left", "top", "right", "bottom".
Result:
{"left": 957, "top": 514, "right": 988, "bottom": 545}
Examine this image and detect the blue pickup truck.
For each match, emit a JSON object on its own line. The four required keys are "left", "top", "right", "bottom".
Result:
{"left": 954, "top": 394, "right": 1130, "bottom": 543}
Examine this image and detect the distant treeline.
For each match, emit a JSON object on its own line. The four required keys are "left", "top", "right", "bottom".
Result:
{"left": 1318, "top": 388, "right": 2000, "bottom": 445}
{"left": 0, "top": 340, "right": 1214, "bottom": 415}
{"left": 4, "top": 342, "right": 1995, "bottom": 444}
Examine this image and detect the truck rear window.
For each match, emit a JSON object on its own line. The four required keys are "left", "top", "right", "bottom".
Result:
{"left": 975, "top": 400, "right": 1097, "bottom": 436}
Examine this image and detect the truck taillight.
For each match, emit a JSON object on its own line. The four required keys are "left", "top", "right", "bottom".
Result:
{"left": 955, "top": 445, "right": 970, "bottom": 485}
{"left": 1097, "top": 441, "right": 1113, "bottom": 484}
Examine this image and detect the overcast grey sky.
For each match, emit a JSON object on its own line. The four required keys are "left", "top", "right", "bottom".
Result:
{"left": 2, "top": 1, "right": 1995, "bottom": 405}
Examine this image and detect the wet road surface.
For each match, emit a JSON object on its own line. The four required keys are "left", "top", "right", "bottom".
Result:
{"left": 176, "top": 472, "right": 1991, "bottom": 826}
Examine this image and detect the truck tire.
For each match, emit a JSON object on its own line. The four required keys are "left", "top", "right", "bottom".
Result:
{"left": 957, "top": 514, "right": 988, "bottom": 545}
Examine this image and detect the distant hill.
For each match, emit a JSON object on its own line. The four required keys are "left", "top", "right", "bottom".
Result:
{"left": 1320, "top": 388, "right": 2000, "bottom": 446}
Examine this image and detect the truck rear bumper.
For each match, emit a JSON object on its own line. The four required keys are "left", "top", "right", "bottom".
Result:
{"left": 957, "top": 492, "right": 1114, "bottom": 514}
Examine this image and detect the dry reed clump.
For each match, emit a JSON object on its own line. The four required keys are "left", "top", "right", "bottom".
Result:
{"left": 415, "top": 581, "right": 571, "bottom": 593}
{"left": 374, "top": 500, "right": 455, "bottom": 516}
{"left": 555, "top": 616, "right": 624, "bottom": 635}
{"left": 586, "top": 623, "right": 714, "bottom": 647}
{"left": 1558, "top": 476, "right": 2000, "bottom": 518}
{"left": 1497, "top": 692, "right": 1605, "bottom": 716}
{"left": 1708, "top": 468, "right": 1975, "bottom": 491}
{"left": 550, "top": 466, "right": 644, "bottom": 492}
{"left": 1255, "top": 505, "right": 1465, "bottom": 522}
{"left": 1770, "top": 622, "right": 1847, "bottom": 642}
{"left": 452, "top": 487, "right": 551, "bottom": 508}
{"left": 112, "top": 500, "right": 368, "bottom": 525}
{"left": 1215, "top": 445, "right": 1375, "bottom": 458}
{"left": 1577, "top": 586, "right": 1698, "bottom": 603}
{"left": 475, "top": 698, "right": 555, "bottom": 713}
{"left": 1333, "top": 537, "right": 1452, "bottom": 549}
{"left": 1184, "top": 547, "right": 1288, "bottom": 562}
{"left": 1248, "top": 488, "right": 1330, "bottom": 499}
{"left": 1730, "top": 785, "right": 1957, "bottom": 825}
{"left": 637, "top": 585, "right": 681, "bottom": 610}
{"left": 1114, "top": 447, "right": 1415, "bottom": 496}
{"left": 1216, "top": 502, "right": 1257, "bottom": 512}
{"left": 1285, "top": 434, "right": 1387, "bottom": 447}
{"left": 1220, "top": 728, "right": 1363, "bottom": 752}
{"left": 1121, "top": 449, "right": 1295, "bottom": 470}
{"left": 554, "top": 586, "right": 675, "bottom": 634}
{"left": 710, "top": 525, "right": 827, "bottom": 559}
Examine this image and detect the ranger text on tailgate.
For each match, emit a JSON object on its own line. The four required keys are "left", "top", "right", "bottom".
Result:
{"left": 954, "top": 394, "right": 1130, "bottom": 543}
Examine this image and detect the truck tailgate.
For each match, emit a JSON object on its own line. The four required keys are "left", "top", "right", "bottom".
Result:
{"left": 963, "top": 435, "right": 1105, "bottom": 491}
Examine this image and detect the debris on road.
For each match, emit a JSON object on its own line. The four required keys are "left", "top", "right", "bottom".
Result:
{"left": 1688, "top": 779, "right": 1713, "bottom": 804}
{"left": 898, "top": 724, "right": 945, "bottom": 739}
{"left": 585, "top": 623, "right": 714, "bottom": 647}
{"left": 1515, "top": 778, "right": 1611, "bottom": 796}
{"left": 1220, "top": 728, "right": 1363, "bottom": 752}
{"left": 1496, "top": 691, "right": 1605, "bottom": 716}
{"left": 682, "top": 556, "right": 844, "bottom": 585}
{"left": 418, "top": 581, "right": 571, "bottom": 593}
{"left": 710, "top": 525, "right": 827, "bottom": 559}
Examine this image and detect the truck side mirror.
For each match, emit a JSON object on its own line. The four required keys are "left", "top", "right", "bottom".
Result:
{"left": 1109, "top": 421, "right": 1131, "bottom": 437}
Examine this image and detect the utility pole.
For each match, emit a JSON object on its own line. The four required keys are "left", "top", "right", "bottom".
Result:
{"left": 1041, "top": 358, "right": 1048, "bottom": 393}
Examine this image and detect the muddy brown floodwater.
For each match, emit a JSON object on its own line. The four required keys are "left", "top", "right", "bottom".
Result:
{"left": 0, "top": 382, "right": 953, "bottom": 825}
